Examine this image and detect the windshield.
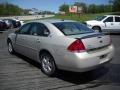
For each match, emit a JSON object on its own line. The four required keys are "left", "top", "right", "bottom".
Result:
{"left": 95, "top": 16, "right": 106, "bottom": 21}
{"left": 53, "top": 22, "right": 94, "bottom": 36}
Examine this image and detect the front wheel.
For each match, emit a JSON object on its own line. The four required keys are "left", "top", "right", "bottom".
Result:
{"left": 92, "top": 26, "right": 102, "bottom": 32}
{"left": 40, "top": 53, "right": 57, "bottom": 76}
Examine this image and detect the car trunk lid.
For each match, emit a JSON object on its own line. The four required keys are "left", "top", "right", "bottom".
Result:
{"left": 67, "top": 33, "right": 111, "bottom": 51}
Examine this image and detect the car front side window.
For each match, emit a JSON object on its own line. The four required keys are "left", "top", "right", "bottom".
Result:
{"left": 104, "top": 17, "right": 113, "bottom": 22}
{"left": 19, "top": 23, "right": 31, "bottom": 34}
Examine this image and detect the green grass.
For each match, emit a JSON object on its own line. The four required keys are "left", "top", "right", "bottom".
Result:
{"left": 24, "top": 12, "right": 120, "bottom": 23}
{"left": 52, "top": 12, "right": 120, "bottom": 22}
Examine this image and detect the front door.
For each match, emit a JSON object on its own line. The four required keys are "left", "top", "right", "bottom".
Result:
{"left": 114, "top": 16, "right": 120, "bottom": 32}
{"left": 15, "top": 23, "right": 32, "bottom": 57}
{"left": 103, "top": 16, "right": 115, "bottom": 32}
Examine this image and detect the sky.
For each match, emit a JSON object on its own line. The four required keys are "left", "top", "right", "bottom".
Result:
{"left": 0, "top": 0, "right": 109, "bottom": 12}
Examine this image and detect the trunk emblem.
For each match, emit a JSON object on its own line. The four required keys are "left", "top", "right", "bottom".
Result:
{"left": 98, "top": 36, "right": 102, "bottom": 38}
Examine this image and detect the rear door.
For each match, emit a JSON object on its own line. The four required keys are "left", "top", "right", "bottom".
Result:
{"left": 24, "top": 23, "right": 50, "bottom": 61}
{"left": 114, "top": 16, "right": 120, "bottom": 32}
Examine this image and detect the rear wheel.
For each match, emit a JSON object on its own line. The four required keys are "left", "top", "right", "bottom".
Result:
{"left": 40, "top": 52, "right": 57, "bottom": 76}
{"left": 8, "top": 40, "right": 14, "bottom": 54}
{"left": 92, "top": 26, "right": 102, "bottom": 32}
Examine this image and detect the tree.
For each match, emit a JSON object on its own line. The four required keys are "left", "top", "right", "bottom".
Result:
{"left": 112, "top": 0, "right": 120, "bottom": 11}
{"left": 104, "top": 4, "right": 113, "bottom": 12}
{"left": 59, "top": 4, "right": 69, "bottom": 13}
{"left": 0, "top": 3, "right": 23, "bottom": 16}
{"left": 88, "top": 4, "right": 97, "bottom": 13}
{"left": 95, "top": 5, "right": 105, "bottom": 13}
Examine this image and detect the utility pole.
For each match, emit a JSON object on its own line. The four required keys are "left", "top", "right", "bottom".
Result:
{"left": 3, "top": 0, "right": 7, "bottom": 15}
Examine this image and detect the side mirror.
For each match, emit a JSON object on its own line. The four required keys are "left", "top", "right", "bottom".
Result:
{"left": 15, "top": 30, "right": 19, "bottom": 34}
{"left": 103, "top": 20, "right": 106, "bottom": 23}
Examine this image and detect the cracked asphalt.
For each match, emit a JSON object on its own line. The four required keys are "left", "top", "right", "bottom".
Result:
{"left": 0, "top": 30, "right": 120, "bottom": 90}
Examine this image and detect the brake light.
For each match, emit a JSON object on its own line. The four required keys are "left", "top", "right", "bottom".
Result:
{"left": 67, "top": 39, "right": 86, "bottom": 52}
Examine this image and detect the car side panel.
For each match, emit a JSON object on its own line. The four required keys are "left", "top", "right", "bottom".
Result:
{"left": 36, "top": 35, "right": 75, "bottom": 64}
{"left": 15, "top": 34, "right": 31, "bottom": 57}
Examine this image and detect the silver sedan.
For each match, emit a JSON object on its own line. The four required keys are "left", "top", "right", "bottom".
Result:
{"left": 7, "top": 20, "right": 114, "bottom": 76}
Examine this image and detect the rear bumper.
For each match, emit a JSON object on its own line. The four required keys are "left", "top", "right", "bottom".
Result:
{"left": 56, "top": 44, "right": 114, "bottom": 72}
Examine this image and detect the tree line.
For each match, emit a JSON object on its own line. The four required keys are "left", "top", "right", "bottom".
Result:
{"left": 0, "top": 3, "right": 23, "bottom": 16}
{"left": 59, "top": 0, "right": 120, "bottom": 14}
{"left": 0, "top": 3, "right": 55, "bottom": 16}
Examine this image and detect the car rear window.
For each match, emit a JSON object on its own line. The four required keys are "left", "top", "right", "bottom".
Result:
{"left": 53, "top": 22, "right": 94, "bottom": 36}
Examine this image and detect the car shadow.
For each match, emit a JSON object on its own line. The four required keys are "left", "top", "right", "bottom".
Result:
{"left": 14, "top": 52, "right": 120, "bottom": 85}
{"left": 56, "top": 63, "right": 120, "bottom": 85}
{"left": 14, "top": 52, "right": 110, "bottom": 85}
{"left": 55, "top": 66, "right": 109, "bottom": 85}
{"left": 0, "top": 31, "right": 3, "bottom": 33}
{"left": 14, "top": 52, "right": 41, "bottom": 69}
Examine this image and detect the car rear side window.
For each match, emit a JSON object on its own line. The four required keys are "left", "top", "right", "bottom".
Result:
{"left": 53, "top": 22, "right": 94, "bottom": 36}
{"left": 115, "top": 17, "right": 120, "bottom": 22}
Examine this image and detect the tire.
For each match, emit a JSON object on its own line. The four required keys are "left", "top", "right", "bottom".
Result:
{"left": 8, "top": 40, "right": 15, "bottom": 54}
{"left": 40, "top": 52, "right": 56, "bottom": 76}
{"left": 10, "top": 24, "right": 13, "bottom": 29}
{"left": 92, "top": 26, "right": 102, "bottom": 32}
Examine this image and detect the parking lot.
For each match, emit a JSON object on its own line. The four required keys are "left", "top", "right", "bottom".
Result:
{"left": 0, "top": 30, "right": 120, "bottom": 90}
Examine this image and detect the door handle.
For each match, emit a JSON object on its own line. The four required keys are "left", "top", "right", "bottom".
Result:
{"left": 36, "top": 39, "right": 40, "bottom": 43}
{"left": 111, "top": 23, "right": 114, "bottom": 25}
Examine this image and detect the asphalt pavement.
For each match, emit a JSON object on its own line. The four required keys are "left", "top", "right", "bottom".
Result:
{"left": 0, "top": 29, "right": 120, "bottom": 90}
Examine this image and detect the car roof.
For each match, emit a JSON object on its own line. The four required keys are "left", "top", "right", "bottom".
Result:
{"left": 28, "top": 19, "right": 77, "bottom": 24}
{"left": 0, "top": 20, "right": 3, "bottom": 21}
{"left": 104, "top": 15, "right": 120, "bottom": 17}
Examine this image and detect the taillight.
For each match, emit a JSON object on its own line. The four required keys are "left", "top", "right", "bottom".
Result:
{"left": 67, "top": 39, "right": 86, "bottom": 52}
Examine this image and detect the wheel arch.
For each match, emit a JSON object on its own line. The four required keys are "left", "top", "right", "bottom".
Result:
{"left": 92, "top": 25, "right": 101, "bottom": 29}
{"left": 39, "top": 49, "right": 57, "bottom": 68}
{"left": 92, "top": 26, "right": 101, "bottom": 29}
{"left": 92, "top": 26, "right": 102, "bottom": 32}
{"left": 39, "top": 49, "right": 55, "bottom": 61}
